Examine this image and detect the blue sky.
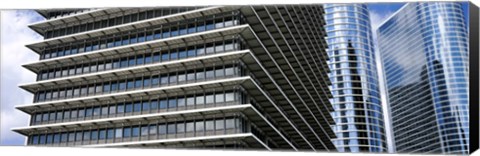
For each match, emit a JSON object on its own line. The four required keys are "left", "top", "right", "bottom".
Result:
{"left": 0, "top": 2, "right": 471, "bottom": 146}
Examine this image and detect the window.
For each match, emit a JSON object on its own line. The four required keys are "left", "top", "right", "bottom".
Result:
{"left": 150, "top": 100, "right": 158, "bottom": 110}
{"left": 127, "top": 80, "right": 134, "bottom": 89}
{"left": 99, "top": 129, "right": 106, "bottom": 139}
{"left": 35, "top": 114, "right": 42, "bottom": 122}
{"left": 141, "top": 126, "right": 149, "bottom": 136}
{"left": 226, "top": 92, "right": 235, "bottom": 102}
{"left": 135, "top": 79, "right": 142, "bottom": 88}
{"left": 196, "top": 96, "right": 204, "bottom": 105}
{"left": 123, "top": 127, "right": 131, "bottom": 137}
{"left": 187, "top": 97, "right": 195, "bottom": 106}
{"left": 149, "top": 125, "right": 157, "bottom": 135}
{"left": 53, "top": 133, "right": 61, "bottom": 143}
{"left": 158, "top": 124, "right": 167, "bottom": 135}
{"left": 91, "top": 130, "right": 98, "bottom": 140}
{"left": 186, "top": 122, "right": 194, "bottom": 132}
{"left": 83, "top": 131, "right": 91, "bottom": 141}
{"left": 206, "top": 94, "right": 214, "bottom": 104}
{"left": 178, "top": 73, "right": 186, "bottom": 82}
{"left": 177, "top": 123, "right": 185, "bottom": 133}
{"left": 107, "top": 129, "right": 114, "bottom": 139}
{"left": 205, "top": 120, "right": 214, "bottom": 131}
{"left": 160, "top": 76, "right": 168, "bottom": 85}
{"left": 151, "top": 76, "right": 159, "bottom": 86}
{"left": 71, "top": 110, "right": 78, "bottom": 118}
{"left": 177, "top": 98, "right": 185, "bottom": 107}
{"left": 39, "top": 135, "right": 46, "bottom": 144}
{"left": 143, "top": 78, "right": 150, "bottom": 87}
{"left": 134, "top": 102, "right": 141, "bottom": 112}
{"left": 46, "top": 134, "right": 53, "bottom": 144}
{"left": 119, "top": 81, "right": 126, "bottom": 90}
{"left": 160, "top": 100, "right": 168, "bottom": 109}
{"left": 109, "top": 105, "right": 116, "bottom": 114}
{"left": 115, "top": 128, "right": 122, "bottom": 138}
{"left": 101, "top": 106, "right": 109, "bottom": 115}
{"left": 93, "top": 107, "right": 101, "bottom": 116}
{"left": 132, "top": 127, "right": 140, "bottom": 137}
{"left": 168, "top": 99, "right": 177, "bottom": 108}
{"left": 68, "top": 132, "right": 75, "bottom": 142}
{"left": 42, "top": 113, "right": 49, "bottom": 121}
{"left": 61, "top": 133, "right": 68, "bottom": 142}
{"left": 78, "top": 109, "right": 85, "bottom": 118}
{"left": 117, "top": 104, "right": 125, "bottom": 113}
{"left": 167, "top": 123, "right": 176, "bottom": 134}
{"left": 136, "top": 56, "right": 144, "bottom": 65}
{"left": 85, "top": 108, "right": 93, "bottom": 117}
{"left": 195, "top": 121, "right": 204, "bottom": 132}
{"left": 206, "top": 70, "right": 214, "bottom": 79}
{"left": 142, "top": 101, "right": 150, "bottom": 111}
{"left": 215, "top": 68, "right": 224, "bottom": 77}
{"left": 226, "top": 119, "right": 235, "bottom": 129}
{"left": 75, "top": 132, "right": 82, "bottom": 141}
{"left": 125, "top": 103, "right": 133, "bottom": 113}
{"left": 169, "top": 75, "right": 177, "bottom": 83}
{"left": 215, "top": 93, "right": 224, "bottom": 103}
{"left": 56, "top": 112, "right": 63, "bottom": 120}
{"left": 215, "top": 119, "right": 224, "bottom": 130}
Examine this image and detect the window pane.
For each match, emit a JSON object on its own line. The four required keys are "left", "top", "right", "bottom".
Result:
{"left": 117, "top": 104, "right": 125, "bottom": 113}
{"left": 99, "top": 129, "right": 106, "bottom": 139}
{"left": 225, "top": 92, "right": 235, "bottom": 102}
{"left": 91, "top": 130, "right": 98, "bottom": 140}
{"left": 206, "top": 94, "right": 214, "bottom": 104}
{"left": 226, "top": 119, "right": 235, "bottom": 129}
{"left": 205, "top": 120, "right": 214, "bottom": 131}
{"left": 177, "top": 123, "right": 185, "bottom": 133}
{"left": 186, "top": 122, "right": 194, "bottom": 132}
{"left": 142, "top": 101, "right": 150, "bottom": 111}
{"left": 158, "top": 124, "right": 166, "bottom": 135}
{"left": 160, "top": 100, "right": 167, "bottom": 109}
{"left": 123, "top": 127, "right": 131, "bottom": 137}
{"left": 215, "top": 119, "right": 224, "bottom": 130}
{"left": 168, "top": 99, "right": 177, "bottom": 108}
{"left": 68, "top": 132, "right": 75, "bottom": 142}
{"left": 125, "top": 103, "right": 133, "bottom": 113}
{"left": 150, "top": 100, "right": 158, "bottom": 110}
{"left": 107, "top": 129, "right": 114, "bottom": 139}
{"left": 83, "top": 131, "right": 90, "bottom": 140}
{"left": 196, "top": 96, "right": 204, "bottom": 105}
{"left": 141, "top": 126, "right": 149, "bottom": 136}
{"left": 132, "top": 127, "right": 139, "bottom": 137}
{"left": 149, "top": 125, "right": 157, "bottom": 135}
{"left": 177, "top": 98, "right": 185, "bottom": 107}
{"left": 134, "top": 102, "right": 141, "bottom": 112}
{"left": 215, "top": 93, "right": 224, "bottom": 103}
{"left": 115, "top": 128, "right": 122, "bottom": 138}
{"left": 187, "top": 97, "right": 195, "bottom": 106}
{"left": 195, "top": 121, "right": 204, "bottom": 132}
{"left": 167, "top": 123, "right": 176, "bottom": 134}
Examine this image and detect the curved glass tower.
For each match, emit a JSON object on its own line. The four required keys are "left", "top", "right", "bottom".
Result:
{"left": 378, "top": 2, "right": 469, "bottom": 154}
{"left": 324, "top": 4, "right": 387, "bottom": 152}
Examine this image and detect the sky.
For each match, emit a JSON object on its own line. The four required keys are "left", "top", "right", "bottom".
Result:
{"left": 0, "top": 2, "right": 471, "bottom": 147}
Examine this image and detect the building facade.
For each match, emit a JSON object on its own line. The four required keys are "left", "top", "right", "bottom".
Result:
{"left": 324, "top": 4, "right": 387, "bottom": 153}
{"left": 13, "top": 6, "right": 337, "bottom": 151}
{"left": 377, "top": 2, "right": 469, "bottom": 154}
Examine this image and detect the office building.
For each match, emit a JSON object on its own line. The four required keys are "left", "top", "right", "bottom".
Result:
{"left": 12, "top": 6, "right": 337, "bottom": 151}
{"left": 324, "top": 4, "right": 387, "bottom": 153}
{"left": 377, "top": 2, "right": 469, "bottom": 154}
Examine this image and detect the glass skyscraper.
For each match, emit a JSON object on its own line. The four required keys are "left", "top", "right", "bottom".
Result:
{"left": 378, "top": 2, "right": 469, "bottom": 154}
{"left": 324, "top": 4, "right": 387, "bottom": 152}
{"left": 12, "top": 6, "right": 338, "bottom": 151}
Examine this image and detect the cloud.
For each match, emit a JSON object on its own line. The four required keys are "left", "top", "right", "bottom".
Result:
{"left": 1, "top": 10, "right": 43, "bottom": 145}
